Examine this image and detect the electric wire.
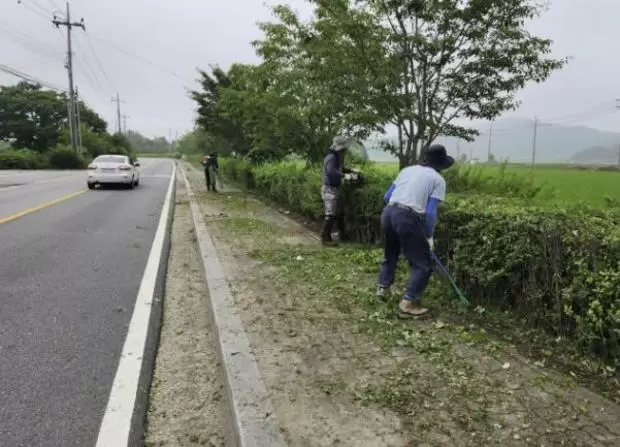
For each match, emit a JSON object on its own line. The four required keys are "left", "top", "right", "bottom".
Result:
{"left": 0, "top": 63, "right": 67, "bottom": 92}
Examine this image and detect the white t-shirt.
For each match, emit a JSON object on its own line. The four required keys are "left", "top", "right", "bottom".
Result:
{"left": 388, "top": 165, "right": 446, "bottom": 213}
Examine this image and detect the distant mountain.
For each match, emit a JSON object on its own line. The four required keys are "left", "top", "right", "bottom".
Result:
{"left": 571, "top": 145, "right": 620, "bottom": 165}
{"left": 364, "top": 118, "right": 620, "bottom": 164}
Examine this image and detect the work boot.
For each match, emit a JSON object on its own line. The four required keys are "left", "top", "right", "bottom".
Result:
{"left": 321, "top": 217, "right": 337, "bottom": 246}
{"left": 336, "top": 216, "right": 348, "bottom": 242}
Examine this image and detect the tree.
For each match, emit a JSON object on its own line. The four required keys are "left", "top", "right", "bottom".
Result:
{"left": 190, "top": 66, "right": 252, "bottom": 156}
{"left": 0, "top": 81, "right": 109, "bottom": 152}
{"left": 253, "top": 6, "right": 382, "bottom": 162}
{"left": 126, "top": 130, "right": 172, "bottom": 153}
{"left": 267, "top": 0, "right": 566, "bottom": 168}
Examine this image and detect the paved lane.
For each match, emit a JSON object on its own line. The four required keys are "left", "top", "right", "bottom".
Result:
{"left": 0, "top": 170, "right": 86, "bottom": 220}
{"left": 0, "top": 159, "right": 174, "bottom": 447}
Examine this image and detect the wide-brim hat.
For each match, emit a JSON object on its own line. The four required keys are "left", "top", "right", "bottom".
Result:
{"left": 330, "top": 135, "right": 349, "bottom": 152}
{"left": 424, "top": 144, "right": 455, "bottom": 170}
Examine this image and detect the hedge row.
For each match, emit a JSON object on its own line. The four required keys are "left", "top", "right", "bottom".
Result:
{"left": 0, "top": 147, "right": 89, "bottom": 170}
{"left": 220, "top": 158, "right": 620, "bottom": 364}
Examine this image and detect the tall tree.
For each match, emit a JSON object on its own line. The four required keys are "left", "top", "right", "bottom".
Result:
{"left": 190, "top": 66, "right": 252, "bottom": 155}
{"left": 0, "top": 81, "right": 109, "bottom": 152}
{"left": 272, "top": 0, "right": 567, "bottom": 168}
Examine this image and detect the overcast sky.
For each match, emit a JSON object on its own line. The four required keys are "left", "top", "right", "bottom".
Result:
{"left": 1, "top": 0, "right": 618, "bottom": 139}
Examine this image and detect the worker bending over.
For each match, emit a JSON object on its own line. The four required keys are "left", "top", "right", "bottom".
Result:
{"left": 377, "top": 144, "right": 454, "bottom": 317}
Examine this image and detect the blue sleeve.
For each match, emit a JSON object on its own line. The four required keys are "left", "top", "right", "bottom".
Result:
{"left": 384, "top": 183, "right": 395, "bottom": 203}
{"left": 324, "top": 154, "right": 342, "bottom": 186}
{"left": 424, "top": 197, "right": 440, "bottom": 238}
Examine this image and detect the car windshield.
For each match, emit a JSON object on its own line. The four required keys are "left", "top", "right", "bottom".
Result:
{"left": 94, "top": 155, "right": 127, "bottom": 164}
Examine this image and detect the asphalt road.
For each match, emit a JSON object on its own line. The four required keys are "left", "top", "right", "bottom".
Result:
{"left": 0, "top": 158, "right": 174, "bottom": 447}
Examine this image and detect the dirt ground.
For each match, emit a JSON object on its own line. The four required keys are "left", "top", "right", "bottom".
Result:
{"left": 184, "top": 163, "right": 620, "bottom": 446}
{"left": 144, "top": 178, "right": 231, "bottom": 447}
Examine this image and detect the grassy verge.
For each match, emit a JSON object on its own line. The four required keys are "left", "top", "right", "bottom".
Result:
{"left": 187, "top": 168, "right": 620, "bottom": 444}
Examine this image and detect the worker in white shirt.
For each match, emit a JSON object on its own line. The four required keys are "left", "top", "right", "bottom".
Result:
{"left": 377, "top": 144, "right": 455, "bottom": 317}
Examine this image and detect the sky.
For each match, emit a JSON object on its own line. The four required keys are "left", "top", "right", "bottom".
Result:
{"left": 1, "top": 0, "right": 619, "bottom": 140}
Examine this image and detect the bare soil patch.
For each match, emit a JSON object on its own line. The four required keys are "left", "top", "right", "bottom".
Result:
{"left": 144, "top": 179, "right": 231, "bottom": 447}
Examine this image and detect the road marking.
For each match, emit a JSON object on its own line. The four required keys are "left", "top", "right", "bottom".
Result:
{"left": 0, "top": 190, "right": 87, "bottom": 224}
{"left": 95, "top": 165, "right": 176, "bottom": 447}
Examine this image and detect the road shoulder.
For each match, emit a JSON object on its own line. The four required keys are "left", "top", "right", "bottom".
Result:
{"left": 145, "top": 175, "right": 231, "bottom": 446}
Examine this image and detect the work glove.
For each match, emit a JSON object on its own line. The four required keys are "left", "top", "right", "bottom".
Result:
{"left": 344, "top": 173, "right": 356, "bottom": 182}
{"left": 427, "top": 238, "right": 434, "bottom": 250}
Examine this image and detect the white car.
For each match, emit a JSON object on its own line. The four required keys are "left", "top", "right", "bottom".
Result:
{"left": 87, "top": 155, "right": 140, "bottom": 189}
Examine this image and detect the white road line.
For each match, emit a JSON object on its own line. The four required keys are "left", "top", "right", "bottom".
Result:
{"left": 95, "top": 164, "right": 176, "bottom": 447}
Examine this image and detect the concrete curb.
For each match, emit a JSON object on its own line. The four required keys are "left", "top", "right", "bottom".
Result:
{"left": 180, "top": 166, "right": 287, "bottom": 447}
{"left": 128, "top": 164, "right": 176, "bottom": 447}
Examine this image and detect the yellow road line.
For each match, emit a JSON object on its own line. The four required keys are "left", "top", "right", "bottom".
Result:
{"left": 0, "top": 190, "right": 87, "bottom": 224}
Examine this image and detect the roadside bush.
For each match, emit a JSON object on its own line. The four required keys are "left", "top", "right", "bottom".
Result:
{"left": 0, "top": 149, "right": 48, "bottom": 169}
{"left": 47, "top": 146, "right": 88, "bottom": 169}
{"left": 220, "top": 157, "right": 620, "bottom": 364}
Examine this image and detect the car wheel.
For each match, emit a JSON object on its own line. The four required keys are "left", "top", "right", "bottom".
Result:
{"left": 134, "top": 178, "right": 139, "bottom": 187}
{"left": 127, "top": 180, "right": 134, "bottom": 189}
{"left": 87, "top": 182, "right": 95, "bottom": 190}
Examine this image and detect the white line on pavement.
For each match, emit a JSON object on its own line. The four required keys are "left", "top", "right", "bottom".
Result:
{"left": 95, "top": 164, "right": 176, "bottom": 447}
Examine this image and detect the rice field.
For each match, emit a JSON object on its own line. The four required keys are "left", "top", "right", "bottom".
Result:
{"left": 376, "top": 162, "right": 620, "bottom": 207}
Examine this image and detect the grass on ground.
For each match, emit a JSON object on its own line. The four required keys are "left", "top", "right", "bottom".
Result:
{"left": 185, "top": 164, "right": 620, "bottom": 446}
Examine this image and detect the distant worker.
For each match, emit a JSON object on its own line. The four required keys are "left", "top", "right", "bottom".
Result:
{"left": 201, "top": 152, "right": 219, "bottom": 192}
{"left": 321, "top": 135, "right": 356, "bottom": 245}
{"left": 377, "top": 144, "right": 455, "bottom": 317}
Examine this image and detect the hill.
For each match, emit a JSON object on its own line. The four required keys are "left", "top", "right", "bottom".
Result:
{"left": 364, "top": 118, "right": 620, "bottom": 164}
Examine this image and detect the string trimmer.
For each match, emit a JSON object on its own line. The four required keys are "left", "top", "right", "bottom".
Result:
{"left": 431, "top": 252, "right": 469, "bottom": 307}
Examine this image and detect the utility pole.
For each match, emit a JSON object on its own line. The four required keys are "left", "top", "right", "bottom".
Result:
{"left": 487, "top": 120, "right": 494, "bottom": 163}
{"left": 122, "top": 113, "right": 128, "bottom": 134}
{"left": 111, "top": 93, "right": 123, "bottom": 134}
{"left": 52, "top": 2, "right": 85, "bottom": 155}
{"left": 531, "top": 116, "right": 539, "bottom": 166}
{"left": 456, "top": 141, "right": 461, "bottom": 159}
{"left": 75, "top": 88, "right": 83, "bottom": 155}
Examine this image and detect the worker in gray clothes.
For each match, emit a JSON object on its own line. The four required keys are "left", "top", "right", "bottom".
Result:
{"left": 321, "top": 136, "right": 355, "bottom": 245}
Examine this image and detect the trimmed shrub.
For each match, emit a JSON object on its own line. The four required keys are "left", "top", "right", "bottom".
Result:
{"left": 0, "top": 149, "right": 48, "bottom": 169}
{"left": 220, "top": 157, "right": 620, "bottom": 364}
{"left": 47, "top": 146, "right": 88, "bottom": 169}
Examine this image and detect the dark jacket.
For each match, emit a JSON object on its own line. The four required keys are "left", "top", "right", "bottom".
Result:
{"left": 323, "top": 150, "right": 352, "bottom": 187}
{"left": 202, "top": 155, "right": 219, "bottom": 170}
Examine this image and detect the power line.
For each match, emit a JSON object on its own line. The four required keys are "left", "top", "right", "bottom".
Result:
{"left": 0, "top": 63, "right": 67, "bottom": 91}
{"left": 73, "top": 37, "right": 104, "bottom": 92}
{"left": 16, "top": 0, "right": 49, "bottom": 20}
{"left": 88, "top": 34, "right": 189, "bottom": 82}
{"left": 84, "top": 33, "right": 114, "bottom": 91}
{"left": 0, "top": 26, "right": 63, "bottom": 63}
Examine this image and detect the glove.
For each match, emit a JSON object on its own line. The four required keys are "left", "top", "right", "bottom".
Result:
{"left": 427, "top": 238, "right": 434, "bottom": 250}
{"left": 344, "top": 173, "right": 355, "bottom": 182}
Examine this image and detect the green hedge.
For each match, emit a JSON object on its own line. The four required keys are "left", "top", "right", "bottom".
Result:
{"left": 0, "top": 147, "right": 88, "bottom": 169}
{"left": 220, "top": 158, "right": 620, "bottom": 364}
{"left": 0, "top": 149, "right": 48, "bottom": 169}
{"left": 47, "top": 146, "right": 88, "bottom": 169}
